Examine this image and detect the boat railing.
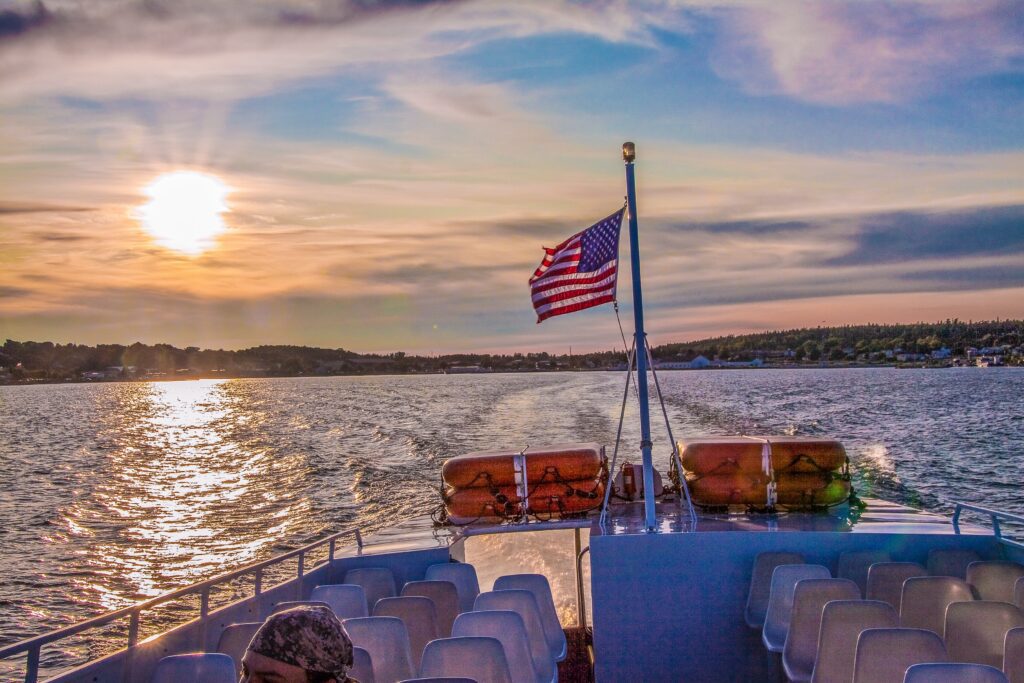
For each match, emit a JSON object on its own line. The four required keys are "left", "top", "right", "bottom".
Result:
{"left": 953, "top": 502, "right": 1024, "bottom": 547}
{"left": 0, "top": 526, "right": 363, "bottom": 683}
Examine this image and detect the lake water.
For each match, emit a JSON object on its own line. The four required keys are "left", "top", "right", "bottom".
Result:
{"left": 1, "top": 369, "right": 1022, "bottom": 677}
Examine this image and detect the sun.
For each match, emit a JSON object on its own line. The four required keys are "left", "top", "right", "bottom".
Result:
{"left": 138, "top": 171, "right": 230, "bottom": 255}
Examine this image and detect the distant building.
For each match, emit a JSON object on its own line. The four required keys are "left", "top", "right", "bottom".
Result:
{"left": 690, "top": 355, "right": 711, "bottom": 369}
{"left": 931, "top": 347, "right": 951, "bottom": 360}
{"left": 447, "top": 365, "right": 491, "bottom": 374}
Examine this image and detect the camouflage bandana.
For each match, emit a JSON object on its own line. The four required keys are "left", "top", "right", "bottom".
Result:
{"left": 248, "top": 605, "right": 353, "bottom": 678}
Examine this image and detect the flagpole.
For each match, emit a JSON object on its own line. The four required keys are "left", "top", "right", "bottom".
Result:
{"left": 623, "top": 141, "right": 658, "bottom": 533}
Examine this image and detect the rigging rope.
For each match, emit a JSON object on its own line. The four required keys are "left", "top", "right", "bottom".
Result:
{"left": 644, "top": 338, "right": 697, "bottom": 522}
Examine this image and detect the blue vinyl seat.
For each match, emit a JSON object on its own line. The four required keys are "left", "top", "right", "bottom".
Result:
{"left": 343, "top": 616, "right": 416, "bottom": 683}
{"left": 782, "top": 578, "right": 860, "bottom": 682}
{"left": 837, "top": 550, "right": 892, "bottom": 597}
{"left": 403, "top": 580, "right": 461, "bottom": 638}
{"left": 453, "top": 610, "right": 544, "bottom": 683}
{"left": 270, "top": 599, "right": 332, "bottom": 616}
{"left": 150, "top": 653, "right": 235, "bottom": 683}
{"left": 866, "top": 562, "right": 928, "bottom": 612}
{"left": 425, "top": 563, "right": 481, "bottom": 614}
{"left": 1004, "top": 627, "right": 1024, "bottom": 683}
{"left": 474, "top": 590, "right": 555, "bottom": 683}
{"left": 310, "top": 583, "right": 370, "bottom": 619}
{"left": 214, "top": 622, "right": 261, "bottom": 677}
{"left": 351, "top": 646, "right": 375, "bottom": 683}
{"left": 967, "top": 562, "right": 1024, "bottom": 602}
{"left": 945, "top": 601, "right": 1024, "bottom": 669}
{"left": 904, "top": 663, "right": 1008, "bottom": 683}
{"left": 374, "top": 596, "right": 439, "bottom": 671}
{"left": 745, "top": 552, "right": 805, "bottom": 629}
{"left": 419, "top": 637, "right": 513, "bottom": 683}
{"left": 812, "top": 600, "right": 899, "bottom": 683}
{"left": 927, "top": 549, "right": 982, "bottom": 579}
{"left": 852, "top": 628, "right": 948, "bottom": 683}
{"left": 493, "top": 574, "right": 566, "bottom": 662}
{"left": 762, "top": 564, "right": 830, "bottom": 653}
{"left": 344, "top": 567, "right": 399, "bottom": 611}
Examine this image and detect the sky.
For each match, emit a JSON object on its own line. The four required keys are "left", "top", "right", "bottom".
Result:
{"left": 1, "top": 0, "right": 1022, "bottom": 354}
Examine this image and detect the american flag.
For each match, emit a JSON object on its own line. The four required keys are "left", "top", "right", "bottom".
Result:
{"left": 529, "top": 208, "right": 625, "bottom": 323}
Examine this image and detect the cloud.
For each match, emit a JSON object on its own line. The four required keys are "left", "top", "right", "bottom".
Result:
{"left": 0, "top": 202, "right": 93, "bottom": 214}
{"left": 0, "top": 1, "right": 51, "bottom": 38}
{"left": 0, "top": 0, "right": 653, "bottom": 102}
{"left": 708, "top": 0, "right": 1024, "bottom": 104}
{"left": 824, "top": 204, "right": 1024, "bottom": 266}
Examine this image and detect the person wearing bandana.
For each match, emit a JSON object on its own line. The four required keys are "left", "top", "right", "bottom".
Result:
{"left": 241, "top": 605, "right": 357, "bottom": 683}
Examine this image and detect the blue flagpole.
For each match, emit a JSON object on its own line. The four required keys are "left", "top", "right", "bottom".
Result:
{"left": 623, "top": 142, "right": 658, "bottom": 532}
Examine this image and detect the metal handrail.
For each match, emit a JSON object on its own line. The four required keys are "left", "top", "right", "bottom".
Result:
{"left": 0, "top": 526, "right": 362, "bottom": 683}
{"left": 953, "top": 502, "right": 1024, "bottom": 542}
{"left": 576, "top": 545, "right": 591, "bottom": 629}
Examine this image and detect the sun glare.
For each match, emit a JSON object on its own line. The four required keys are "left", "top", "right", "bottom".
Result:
{"left": 138, "top": 171, "right": 229, "bottom": 255}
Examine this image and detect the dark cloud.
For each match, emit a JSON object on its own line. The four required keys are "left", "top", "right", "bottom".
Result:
{"left": 30, "top": 231, "right": 89, "bottom": 242}
{"left": 675, "top": 219, "right": 813, "bottom": 236}
{"left": 0, "top": 285, "right": 31, "bottom": 297}
{"left": 901, "top": 264, "right": 1024, "bottom": 289}
{"left": 0, "top": 202, "right": 93, "bottom": 215}
{"left": 825, "top": 204, "right": 1024, "bottom": 266}
{"left": 0, "top": 1, "right": 51, "bottom": 38}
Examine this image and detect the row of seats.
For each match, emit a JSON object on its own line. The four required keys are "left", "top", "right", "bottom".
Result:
{"left": 747, "top": 549, "right": 1024, "bottom": 683}
{"left": 154, "top": 561, "right": 564, "bottom": 683}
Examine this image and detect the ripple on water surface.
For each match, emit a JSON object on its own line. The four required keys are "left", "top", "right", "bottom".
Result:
{"left": 0, "top": 369, "right": 1022, "bottom": 677}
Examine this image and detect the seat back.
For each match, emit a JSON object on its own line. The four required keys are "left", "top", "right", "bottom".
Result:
{"left": 812, "top": 600, "right": 898, "bottom": 683}
{"left": 402, "top": 580, "right": 461, "bottom": 638}
{"left": 352, "top": 646, "right": 375, "bottom": 683}
{"left": 1015, "top": 578, "right": 1024, "bottom": 610}
{"left": 928, "top": 549, "right": 982, "bottom": 579}
{"left": 745, "top": 552, "right": 805, "bottom": 629}
{"left": 867, "top": 562, "right": 928, "bottom": 612}
{"left": 945, "top": 601, "right": 1024, "bottom": 669}
{"left": 270, "top": 600, "right": 332, "bottom": 616}
{"left": 452, "top": 611, "right": 537, "bottom": 683}
{"left": 214, "top": 622, "right": 261, "bottom": 677}
{"left": 838, "top": 550, "right": 892, "bottom": 597}
{"left": 150, "top": 653, "right": 236, "bottom": 683}
{"left": 783, "top": 578, "right": 860, "bottom": 682}
{"left": 1005, "top": 627, "right": 1024, "bottom": 683}
{"left": 345, "top": 567, "right": 399, "bottom": 611}
{"left": 900, "top": 576, "right": 974, "bottom": 637}
{"left": 426, "top": 563, "right": 481, "bottom": 614}
{"left": 852, "top": 627, "right": 948, "bottom": 683}
{"left": 342, "top": 616, "right": 416, "bottom": 683}
{"left": 311, "top": 584, "right": 370, "bottom": 620}
{"left": 904, "top": 662, "right": 1009, "bottom": 683}
{"left": 493, "top": 573, "right": 567, "bottom": 662}
{"left": 967, "top": 562, "right": 1024, "bottom": 603}
{"left": 474, "top": 589, "right": 554, "bottom": 682}
{"left": 762, "top": 564, "right": 831, "bottom": 653}
{"left": 373, "top": 596, "right": 439, "bottom": 671}
{"left": 419, "top": 637, "right": 513, "bottom": 683}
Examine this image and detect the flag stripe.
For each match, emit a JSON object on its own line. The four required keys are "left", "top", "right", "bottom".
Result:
{"left": 530, "top": 265, "right": 617, "bottom": 299}
{"left": 531, "top": 259, "right": 617, "bottom": 290}
{"left": 535, "top": 294, "right": 615, "bottom": 322}
{"left": 529, "top": 208, "right": 624, "bottom": 323}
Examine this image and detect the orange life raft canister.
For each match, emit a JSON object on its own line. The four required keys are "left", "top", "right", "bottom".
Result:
{"left": 442, "top": 443, "right": 605, "bottom": 488}
{"left": 679, "top": 436, "right": 850, "bottom": 509}
{"left": 441, "top": 443, "right": 607, "bottom": 524}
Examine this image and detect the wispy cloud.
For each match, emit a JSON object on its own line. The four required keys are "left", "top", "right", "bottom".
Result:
{"left": 707, "top": 0, "right": 1024, "bottom": 105}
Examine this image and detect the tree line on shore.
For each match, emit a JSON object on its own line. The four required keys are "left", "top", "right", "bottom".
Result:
{"left": 2, "top": 319, "right": 1021, "bottom": 382}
